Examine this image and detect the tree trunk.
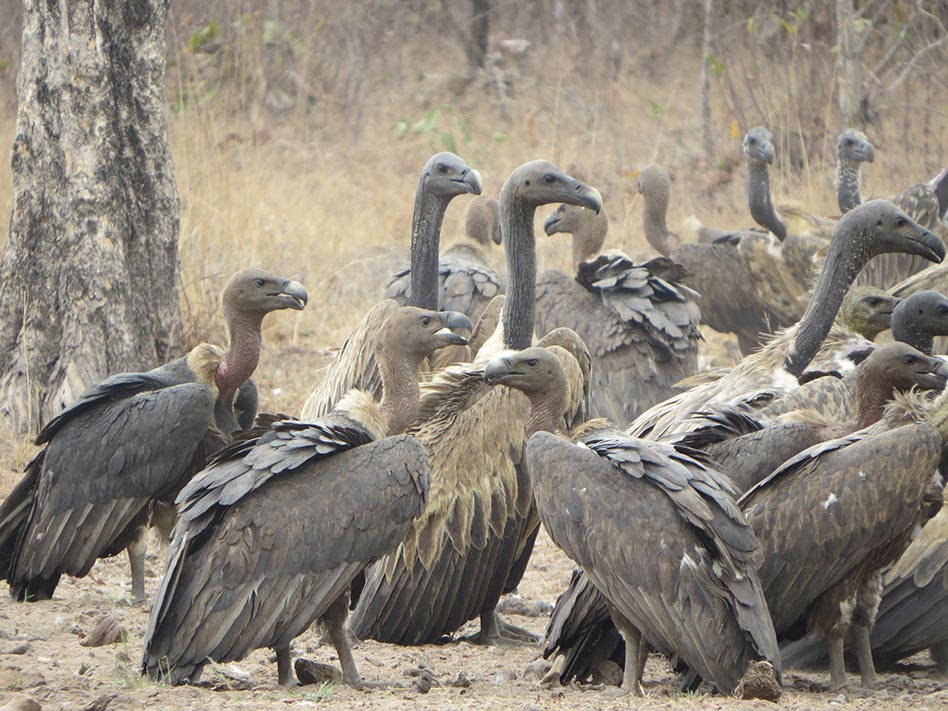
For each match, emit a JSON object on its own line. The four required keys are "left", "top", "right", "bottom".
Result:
{"left": 0, "top": 0, "right": 180, "bottom": 434}
{"left": 466, "top": 0, "right": 490, "bottom": 71}
{"left": 700, "top": 0, "right": 714, "bottom": 162}
{"left": 835, "top": 0, "right": 868, "bottom": 126}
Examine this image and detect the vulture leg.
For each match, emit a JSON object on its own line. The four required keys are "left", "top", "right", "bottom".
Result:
{"left": 127, "top": 533, "right": 147, "bottom": 603}
{"left": 475, "top": 611, "right": 539, "bottom": 647}
{"left": 852, "top": 573, "right": 882, "bottom": 689}
{"left": 324, "top": 595, "right": 365, "bottom": 688}
{"left": 611, "top": 612, "right": 646, "bottom": 697}
{"left": 275, "top": 644, "right": 296, "bottom": 687}
{"left": 931, "top": 642, "right": 948, "bottom": 677}
{"left": 828, "top": 632, "right": 849, "bottom": 692}
{"left": 851, "top": 624, "right": 879, "bottom": 689}
{"left": 493, "top": 612, "right": 541, "bottom": 645}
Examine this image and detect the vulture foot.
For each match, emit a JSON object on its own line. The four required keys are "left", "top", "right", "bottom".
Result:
{"left": 465, "top": 612, "right": 540, "bottom": 646}
{"left": 127, "top": 534, "right": 147, "bottom": 604}
{"left": 275, "top": 645, "right": 298, "bottom": 687}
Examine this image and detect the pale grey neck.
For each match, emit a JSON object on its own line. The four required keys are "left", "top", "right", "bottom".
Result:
{"left": 642, "top": 191, "right": 677, "bottom": 257}
{"left": 526, "top": 388, "right": 568, "bottom": 436}
{"left": 892, "top": 316, "right": 934, "bottom": 356}
{"left": 748, "top": 160, "right": 787, "bottom": 241}
{"left": 378, "top": 351, "right": 424, "bottom": 435}
{"left": 572, "top": 213, "right": 609, "bottom": 268}
{"left": 500, "top": 192, "right": 537, "bottom": 350}
{"left": 409, "top": 181, "right": 449, "bottom": 310}
{"left": 837, "top": 160, "right": 862, "bottom": 214}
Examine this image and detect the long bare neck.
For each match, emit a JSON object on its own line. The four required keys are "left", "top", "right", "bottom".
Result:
{"left": 409, "top": 178, "right": 450, "bottom": 310}
{"left": 892, "top": 316, "right": 934, "bottom": 356}
{"left": 500, "top": 189, "right": 538, "bottom": 350}
{"left": 526, "top": 385, "right": 568, "bottom": 436}
{"left": 217, "top": 310, "right": 264, "bottom": 405}
{"left": 837, "top": 159, "right": 863, "bottom": 214}
{"left": 785, "top": 235, "right": 863, "bottom": 376}
{"left": 572, "top": 212, "right": 609, "bottom": 268}
{"left": 748, "top": 159, "right": 787, "bottom": 241}
{"left": 642, "top": 187, "right": 678, "bottom": 257}
{"left": 378, "top": 348, "right": 424, "bottom": 435}
{"left": 855, "top": 372, "right": 894, "bottom": 429}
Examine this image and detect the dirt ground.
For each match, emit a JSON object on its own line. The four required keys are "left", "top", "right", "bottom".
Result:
{"left": 0, "top": 523, "right": 945, "bottom": 711}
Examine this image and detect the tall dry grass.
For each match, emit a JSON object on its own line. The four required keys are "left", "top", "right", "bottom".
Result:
{"left": 0, "top": 2, "right": 946, "bottom": 427}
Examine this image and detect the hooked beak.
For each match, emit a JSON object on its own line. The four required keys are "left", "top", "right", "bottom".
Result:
{"left": 274, "top": 280, "right": 308, "bottom": 310}
{"left": 563, "top": 182, "right": 602, "bottom": 214}
{"left": 919, "top": 357, "right": 948, "bottom": 391}
{"left": 748, "top": 139, "right": 774, "bottom": 165}
{"left": 433, "top": 311, "right": 473, "bottom": 347}
{"left": 484, "top": 356, "right": 516, "bottom": 385}
{"left": 904, "top": 226, "right": 946, "bottom": 264}
{"left": 543, "top": 210, "right": 563, "bottom": 235}
{"left": 854, "top": 140, "right": 875, "bottom": 163}
{"left": 454, "top": 168, "right": 483, "bottom": 196}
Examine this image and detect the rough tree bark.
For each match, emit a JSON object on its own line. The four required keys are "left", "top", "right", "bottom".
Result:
{"left": 466, "top": 0, "right": 490, "bottom": 71}
{"left": 835, "top": 0, "right": 869, "bottom": 126}
{"left": 0, "top": 0, "right": 180, "bottom": 433}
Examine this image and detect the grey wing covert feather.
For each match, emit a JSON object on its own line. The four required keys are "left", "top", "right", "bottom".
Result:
{"left": 143, "top": 434, "right": 429, "bottom": 680}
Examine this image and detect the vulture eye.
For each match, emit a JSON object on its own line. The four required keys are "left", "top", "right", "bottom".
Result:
{"left": 437, "top": 163, "right": 448, "bottom": 174}
{"left": 421, "top": 317, "right": 431, "bottom": 326}
{"left": 527, "top": 359, "right": 539, "bottom": 367}
{"left": 254, "top": 278, "right": 265, "bottom": 287}
{"left": 748, "top": 137, "right": 756, "bottom": 145}
{"left": 939, "top": 305, "right": 948, "bottom": 315}
{"left": 904, "top": 355, "right": 916, "bottom": 365}
{"left": 896, "top": 216, "right": 906, "bottom": 227}
{"left": 867, "top": 297, "right": 882, "bottom": 307}
{"left": 543, "top": 174, "right": 557, "bottom": 185}
{"left": 844, "top": 138, "right": 853, "bottom": 146}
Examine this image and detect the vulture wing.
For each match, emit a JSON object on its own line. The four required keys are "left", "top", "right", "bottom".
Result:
{"left": 143, "top": 433, "right": 429, "bottom": 682}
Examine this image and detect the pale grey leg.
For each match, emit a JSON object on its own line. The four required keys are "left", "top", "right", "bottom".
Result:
{"left": 127, "top": 533, "right": 147, "bottom": 603}
{"left": 276, "top": 644, "right": 296, "bottom": 687}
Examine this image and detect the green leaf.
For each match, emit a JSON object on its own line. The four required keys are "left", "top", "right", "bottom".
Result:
{"left": 188, "top": 21, "right": 219, "bottom": 53}
{"left": 707, "top": 51, "right": 725, "bottom": 77}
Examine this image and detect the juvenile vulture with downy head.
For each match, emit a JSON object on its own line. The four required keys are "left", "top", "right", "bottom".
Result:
{"left": 485, "top": 347, "right": 780, "bottom": 695}
{"left": 0, "top": 269, "right": 307, "bottom": 602}
{"left": 300, "top": 152, "right": 482, "bottom": 420}
{"left": 387, "top": 193, "right": 503, "bottom": 327}
{"left": 743, "top": 358, "right": 948, "bottom": 690}
{"left": 542, "top": 341, "right": 947, "bottom": 687}
{"left": 141, "top": 306, "right": 471, "bottom": 687}
{"left": 536, "top": 201, "right": 700, "bottom": 425}
{"left": 627, "top": 200, "right": 946, "bottom": 441}
{"left": 835, "top": 128, "right": 948, "bottom": 288}
{"left": 349, "top": 161, "right": 602, "bottom": 646}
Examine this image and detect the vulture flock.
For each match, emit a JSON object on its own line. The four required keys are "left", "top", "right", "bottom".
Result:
{"left": 3, "top": 127, "right": 948, "bottom": 700}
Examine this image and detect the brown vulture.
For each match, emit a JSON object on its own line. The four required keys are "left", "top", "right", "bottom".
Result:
{"left": 0, "top": 269, "right": 307, "bottom": 602}
{"left": 482, "top": 347, "right": 780, "bottom": 695}
{"left": 300, "top": 152, "right": 483, "bottom": 420}
{"left": 536, "top": 202, "right": 701, "bottom": 425}
{"left": 387, "top": 193, "right": 504, "bottom": 328}
{"left": 627, "top": 200, "right": 946, "bottom": 441}
{"left": 836, "top": 127, "right": 948, "bottom": 289}
{"left": 348, "top": 160, "right": 602, "bottom": 646}
{"left": 141, "top": 306, "right": 472, "bottom": 686}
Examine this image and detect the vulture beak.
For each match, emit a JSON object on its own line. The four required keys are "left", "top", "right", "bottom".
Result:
{"left": 855, "top": 140, "right": 875, "bottom": 163}
{"left": 748, "top": 139, "right": 774, "bottom": 165}
{"left": 455, "top": 167, "right": 484, "bottom": 196}
{"left": 920, "top": 357, "right": 948, "bottom": 391}
{"left": 543, "top": 210, "right": 562, "bottom": 235}
{"left": 882, "top": 296, "right": 901, "bottom": 314}
{"left": 433, "top": 311, "right": 473, "bottom": 347}
{"left": 274, "top": 280, "right": 309, "bottom": 310}
{"left": 570, "top": 183, "right": 603, "bottom": 215}
{"left": 902, "top": 225, "right": 946, "bottom": 264}
{"left": 484, "top": 356, "right": 516, "bottom": 385}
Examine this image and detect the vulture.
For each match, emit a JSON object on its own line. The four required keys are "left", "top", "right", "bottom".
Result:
{"left": 627, "top": 200, "right": 946, "bottom": 441}
{"left": 890, "top": 290, "right": 948, "bottom": 355}
{"left": 300, "top": 152, "right": 482, "bottom": 420}
{"left": 141, "top": 306, "right": 472, "bottom": 686}
{"left": 349, "top": 161, "right": 602, "bottom": 646}
{"left": 742, "top": 365, "right": 948, "bottom": 691}
{"left": 387, "top": 193, "right": 504, "bottom": 326}
{"left": 536, "top": 202, "right": 701, "bottom": 424}
{"left": 637, "top": 163, "right": 773, "bottom": 355}
{"left": 0, "top": 269, "right": 307, "bottom": 602}
{"left": 484, "top": 347, "right": 780, "bottom": 695}
{"left": 542, "top": 342, "right": 946, "bottom": 686}
{"left": 835, "top": 127, "right": 948, "bottom": 288}
{"left": 838, "top": 285, "right": 900, "bottom": 342}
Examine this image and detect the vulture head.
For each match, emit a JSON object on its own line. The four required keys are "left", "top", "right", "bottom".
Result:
{"left": 839, "top": 285, "right": 900, "bottom": 341}
{"left": 743, "top": 127, "right": 775, "bottom": 166}
{"left": 837, "top": 129, "right": 875, "bottom": 164}
{"left": 465, "top": 195, "right": 502, "bottom": 246}
{"left": 222, "top": 269, "right": 308, "bottom": 318}
{"left": 636, "top": 164, "right": 671, "bottom": 206}
{"left": 504, "top": 160, "right": 602, "bottom": 213}
{"left": 857, "top": 341, "right": 948, "bottom": 397}
{"left": 892, "top": 290, "right": 948, "bottom": 351}
{"left": 379, "top": 307, "right": 472, "bottom": 362}
{"left": 484, "top": 346, "right": 565, "bottom": 395}
{"left": 841, "top": 200, "right": 945, "bottom": 264}
{"left": 421, "top": 152, "right": 483, "bottom": 200}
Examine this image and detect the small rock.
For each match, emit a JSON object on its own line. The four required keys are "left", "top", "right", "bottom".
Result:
{"left": 736, "top": 660, "right": 781, "bottom": 702}
{"left": 294, "top": 658, "right": 342, "bottom": 686}
{"left": 539, "top": 655, "right": 565, "bottom": 688}
{"left": 0, "top": 665, "right": 45, "bottom": 690}
{"left": 445, "top": 672, "right": 472, "bottom": 688}
{"left": 521, "top": 658, "right": 551, "bottom": 682}
{"left": 0, "top": 697, "right": 41, "bottom": 711}
{"left": 520, "top": 705, "right": 543, "bottom": 711}
{"left": 494, "top": 669, "right": 518, "bottom": 684}
{"left": 497, "top": 595, "right": 549, "bottom": 618}
{"left": 590, "top": 659, "right": 622, "bottom": 687}
{"left": 83, "top": 694, "right": 116, "bottom": 711}
{"left": 411, "top": 676, "right": 432, "bottom": 694}
{"left": 80, "top": 615, "right": 126, "bottom": 648}
{"left": 0, "top": 643, "right": 29, "bottom": 656}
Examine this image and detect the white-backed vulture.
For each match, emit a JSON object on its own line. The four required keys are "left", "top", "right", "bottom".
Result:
{"left": 349, "top": 161, "right": 602, "bottom": 646}
{"left": 387, "top": 194, "right": 504, "bottom": 326}
{"left": 536, "top": 202, "right": 700, "bottom": 424}
{"left": 141, "top": 307, "right": 472, "bottom": 687}
{"left": 542, "top": 342, "right": 947, "bottom": 686}
{"left": 742, "top": 381, "right": 948, "bottom": 690}
{"left": 637, "top": 163, "right": 773, "bottom": 355}
{"left": 627, "top": 200, "right": 946, "bottom": 441}
{"left": 890, "top": 290, "right": 948, "bottom": 355}
{"left": 300, "top": 152, "right": 482, "bottom": 420}
{"left": 0, "top": 270, "right": 307, "bottom": 602}
{"left": 835, "top": 128, "right": 948, "bottom": 288}
{"left": 484, "top": 347, "right": 780, "bottom": 695}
